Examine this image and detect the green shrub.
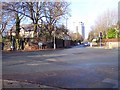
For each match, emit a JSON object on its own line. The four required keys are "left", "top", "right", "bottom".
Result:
{"left": 106, "top": 28, "right": 116, "bottom": 38}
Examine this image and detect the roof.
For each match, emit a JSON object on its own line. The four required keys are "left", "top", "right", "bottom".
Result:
{"left": 8, "top": 24, "right": 41, "bottom": 32}
{"left": 21, "top": 24, "right": 34, "bottom": 31}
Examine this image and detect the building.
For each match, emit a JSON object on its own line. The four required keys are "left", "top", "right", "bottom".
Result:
{"left": 7, "top": 24, "right": 36, "bottom": 38}
{"left": 81, "top": 22, "right": 85, "bottom": 40}
{"left": 73, "top": 21, "right": 85, "bottom": 40}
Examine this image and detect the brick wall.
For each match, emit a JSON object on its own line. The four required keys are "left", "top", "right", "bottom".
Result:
{"left": 102, "top": 38, "right": 120, "bottom": 42}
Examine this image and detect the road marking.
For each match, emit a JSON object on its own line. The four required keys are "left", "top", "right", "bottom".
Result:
{"left": 46, "top": 58, "right": 57, "bottom": 62}
{"left": 27, "top": 54, "right": 68, "bottom": 58}
{"left": 27, "top": 64, "right": 39, "bottom": 66}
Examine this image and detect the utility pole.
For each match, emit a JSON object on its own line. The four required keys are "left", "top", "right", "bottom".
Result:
{"left": 54, "top": 26, "right": 56, "bottom": 50}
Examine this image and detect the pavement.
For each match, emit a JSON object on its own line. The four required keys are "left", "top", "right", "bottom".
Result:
{"left": 2, "top": 79, "right": 65, "bottom": 89}
{"left": 2, "top": 45, "right": 119, "bottom": 89}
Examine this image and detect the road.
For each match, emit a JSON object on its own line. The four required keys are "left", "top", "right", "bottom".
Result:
{"left": 2, "top": 46, "right": 119, "bottom": 88}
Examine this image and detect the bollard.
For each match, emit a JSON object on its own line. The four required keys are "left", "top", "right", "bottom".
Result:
{"left": 90, "top": 43, "right": 92, "bottom": 47}
{"left": 109, "top": 42, "right": 112, "bottom": 49}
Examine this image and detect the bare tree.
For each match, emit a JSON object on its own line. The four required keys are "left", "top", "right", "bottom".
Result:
{"left": 95, "top": 9, "right": 117, "bottom": 32}
{"left": 89, "top": 9, "right": 118, "bottom": 40}
{"left": 1, "top": 2, "right": 15, "bottom": 36}
{"left": 55, "top": 24, "right": 68, "bottom": 38}
{"left": 19, "top": 2, "right": 45, "bottom": 37}
{"left": 2, "top": 2, "right": 25, "bottom": 38}
{"left": 2, "top": 1, "right": 70, "bottom": 39}
{"left": 42, "top": 1, "right": 70, "bottom": 40}
{"left": 2, "top": 2, "right": 42, "bottom": 37}
{"left": 69, "top": 31, "right": 83, "bottom": 41}
{"left": 87, "top": 30, "right": 95, "bottom": 42}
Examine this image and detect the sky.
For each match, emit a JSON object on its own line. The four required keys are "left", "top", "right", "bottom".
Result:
{"left": 66, "top": 0, "right": 119, "bottom": 39}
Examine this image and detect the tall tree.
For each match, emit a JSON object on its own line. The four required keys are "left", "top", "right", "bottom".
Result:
{"left": 1, "top": 2, "right": 15, "bottom": 36}
{"left": 2, "top": 2, "right": 25, "bottom": 38}
{"left": 43, "top": 1, "right": 70, "bottom": 40}
{"left": 2, "top": 1, "right": 70, "bottom": 39}
{"left": 88, "top": 9, "right": 118, "bottom": 40}
{"left": 20, "top": 2, "right": 45, "bottom": 37}
{"left": 2, "top": 2, "right": 26, "bottom": 50}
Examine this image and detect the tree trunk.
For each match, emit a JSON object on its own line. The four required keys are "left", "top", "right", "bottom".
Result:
{"left": 16, "top": 13, "right": 20, "bottom": 39}
{"left": 33, "top": 23, "right": 38, "bottom": 37}
{"left": 15, "top": 13, "right": 20, "bottom": 50}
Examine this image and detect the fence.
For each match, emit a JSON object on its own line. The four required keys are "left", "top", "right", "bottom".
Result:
{"left": 2, "top": 37, "right": 77, "bottom": 51}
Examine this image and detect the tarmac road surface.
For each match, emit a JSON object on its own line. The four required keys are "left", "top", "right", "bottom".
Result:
{"left": 2, "top": 47, "right": 119, "bottom": 88}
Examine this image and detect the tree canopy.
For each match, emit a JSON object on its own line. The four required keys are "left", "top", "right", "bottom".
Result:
{"left": 1, "top": 1, "right": 71, "bottom": 40}
{"left": 88, "top": 9, "right": 118, "bottom": 41}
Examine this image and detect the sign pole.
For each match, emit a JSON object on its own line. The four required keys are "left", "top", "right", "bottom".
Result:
{"left": 100, "top": 38, "right": 101, "bottom": 47}
{"left": 99, "top": 32, "right": 102, "bottom": 47}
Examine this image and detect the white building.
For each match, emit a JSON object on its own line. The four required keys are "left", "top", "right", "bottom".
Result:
{"left": 73, "top": 22, "right": 85, "bottom": 40}
{"left": 81, "top": 22, "right": 85, "bottom": 40}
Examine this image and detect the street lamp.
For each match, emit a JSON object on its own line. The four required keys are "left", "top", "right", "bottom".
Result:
{"left": 54, "top": 26, "right": 56, "bottom": 50}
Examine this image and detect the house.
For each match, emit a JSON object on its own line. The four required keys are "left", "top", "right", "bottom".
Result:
{"left": 7, "top": 24, "right": 38, "bottom": 38}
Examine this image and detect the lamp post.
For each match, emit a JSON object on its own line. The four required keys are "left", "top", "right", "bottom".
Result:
{"left": 54, "top": 26, "right": 56, "bottom": 50}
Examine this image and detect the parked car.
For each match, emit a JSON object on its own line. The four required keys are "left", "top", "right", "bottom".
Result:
{"left": 83, "top": 42, "right": 90, "bottom": 46}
